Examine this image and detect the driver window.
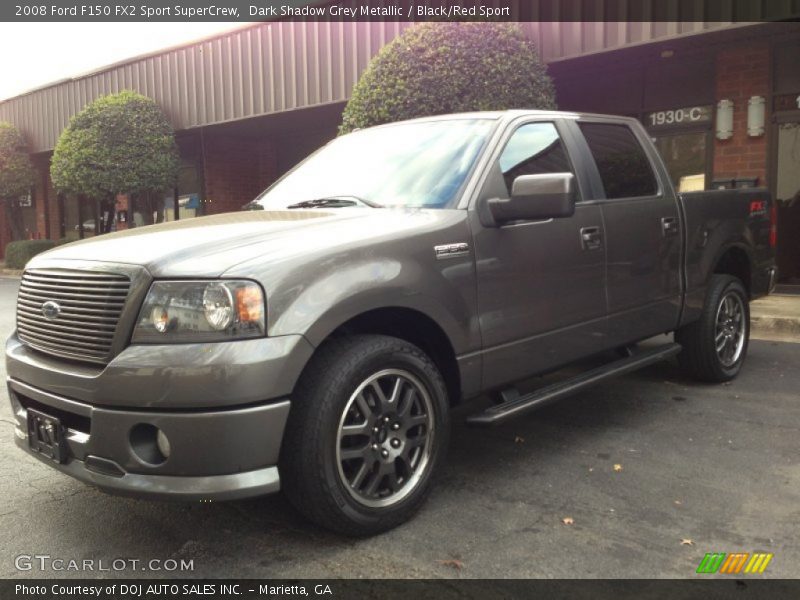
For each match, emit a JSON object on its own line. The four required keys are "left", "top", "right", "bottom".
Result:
{"left": 498, "top": 123, "right": 573, "bottom": 195}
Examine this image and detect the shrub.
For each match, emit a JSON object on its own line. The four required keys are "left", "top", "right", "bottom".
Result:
{"left": 0, "top": 122, "right": 37, "bottom": 241}
{"left": 4, "top": 239, "right": 56, "bottom": 269}
{"left": 51, "top": 90, "right": 179, "bottom": 232}
{"left": 340, "top": 23, "right": 556, "bottom": 134}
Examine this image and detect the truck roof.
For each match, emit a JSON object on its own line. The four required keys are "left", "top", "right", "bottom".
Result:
{"left": 360, "top": 109, "right": 638, "bottom": 130}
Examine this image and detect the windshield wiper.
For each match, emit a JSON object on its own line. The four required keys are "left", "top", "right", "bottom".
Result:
{"left": 286, "top": 195, "right": 383, "bottom": 209}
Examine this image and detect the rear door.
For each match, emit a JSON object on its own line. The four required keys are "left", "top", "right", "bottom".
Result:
{"left": 573, "top": 119, "right": 683, "bottom": 345}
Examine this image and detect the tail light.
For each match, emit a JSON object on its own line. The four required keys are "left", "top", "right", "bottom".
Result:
{"left": 769, "top": 202, "right": 778, "bottom": 248}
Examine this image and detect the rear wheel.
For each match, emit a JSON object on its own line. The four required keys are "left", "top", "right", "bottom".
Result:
{"left": 675, "top": 274, "right": 750, "bottom": 382}
{"left": 280, "top": 335, "right": 449, "bottom": 535}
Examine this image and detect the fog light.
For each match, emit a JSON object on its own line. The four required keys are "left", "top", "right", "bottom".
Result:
{"left": 129, "top": 423, "right": 169, "bottom": 465}
{"left": 156, "top": 429, "right": 171, "bottom": 458}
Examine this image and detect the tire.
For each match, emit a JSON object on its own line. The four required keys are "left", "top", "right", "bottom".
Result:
{"left": 280, "top": 334, "right": 450, "bottom": 536}
{"left": 675, "top": 274, "right": 750, "bottom": 383}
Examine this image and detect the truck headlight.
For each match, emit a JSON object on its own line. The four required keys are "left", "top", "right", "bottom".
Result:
{"left": 132, "top": 280, "right": 265, "bottom": 343}
{"left": 203, "top": 283, "right": 234, "bottom": 331}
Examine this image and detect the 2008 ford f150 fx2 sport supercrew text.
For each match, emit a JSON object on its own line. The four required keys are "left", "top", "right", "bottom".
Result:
{"left": 7, "top": 111, "right": 776, "bottom": 535}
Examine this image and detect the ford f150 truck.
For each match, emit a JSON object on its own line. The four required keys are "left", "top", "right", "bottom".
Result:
{"left": 6, "top": 111, "right": 776, "bottom": 535}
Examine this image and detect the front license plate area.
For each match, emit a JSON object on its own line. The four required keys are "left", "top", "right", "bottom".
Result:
{"left": 27, "top": 408, "right": 66, "bottom": 463}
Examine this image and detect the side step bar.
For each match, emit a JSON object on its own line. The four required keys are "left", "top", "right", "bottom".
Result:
{"left": 466, "top": 343, "right": 682, "bottom": 427}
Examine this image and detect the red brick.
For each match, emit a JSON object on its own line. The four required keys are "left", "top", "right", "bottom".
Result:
{"left": 713, "top": 42, "right": 769, "bottom": 184}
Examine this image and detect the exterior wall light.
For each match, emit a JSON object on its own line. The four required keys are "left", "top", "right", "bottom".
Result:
{"left": 747, "top": 96, "right": 766, "bottom": 137}
{"left": 716, "top": 99, "right": 734, "bottom": 140}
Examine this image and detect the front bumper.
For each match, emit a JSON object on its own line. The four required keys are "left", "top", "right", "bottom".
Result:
{"left": 8, "top": 377, "right": 290, "bottom": 501}
{"left": 5, "top": 332, "right": 313, "bottom": 500}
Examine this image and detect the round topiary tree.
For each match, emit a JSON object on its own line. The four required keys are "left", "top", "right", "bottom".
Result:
{"left": 0, "top": 122, "right": 36, "bottom": 241}
{"left": 340, "top": 22, "right": 556, "bottom": 134}
{"left": 51, "top": 90, "right": 180, "bottom": 231}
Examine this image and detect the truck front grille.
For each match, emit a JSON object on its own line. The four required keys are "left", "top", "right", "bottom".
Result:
{"left": 16, "top": 268, "right": 131, "bottom": 364}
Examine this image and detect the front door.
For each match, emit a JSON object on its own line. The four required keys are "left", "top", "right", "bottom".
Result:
{"left": 470, "top": 121, "right": 608, "bottom": 390}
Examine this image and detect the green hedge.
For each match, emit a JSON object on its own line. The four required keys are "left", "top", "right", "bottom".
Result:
{"left": 4, "top": 239, "right": 57, "bottom": 269}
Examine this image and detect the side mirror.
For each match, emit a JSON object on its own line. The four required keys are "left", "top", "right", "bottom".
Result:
{"left": 487, "top": 173, "right": 576, "bottom": 225}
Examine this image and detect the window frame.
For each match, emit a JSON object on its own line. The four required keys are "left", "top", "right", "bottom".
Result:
{"left": 496, "top": 121, "right": 579, "bottom": 198}
{"left": 568, "top": 117, "right": 668, "bottom": 203}
{"left": 465, "top": 115, "right": 589, "bottom": 211}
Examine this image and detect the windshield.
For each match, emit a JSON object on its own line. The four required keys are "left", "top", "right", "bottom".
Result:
{"left": 253, "top": 118, "right": 495, "bottom": 210}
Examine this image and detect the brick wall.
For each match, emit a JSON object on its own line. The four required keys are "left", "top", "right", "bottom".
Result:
{"left": 712, "top": 43, "right": 770, "bottom": 185}
{"left": 201, "top": 133, "right": 277, "bottom": 215}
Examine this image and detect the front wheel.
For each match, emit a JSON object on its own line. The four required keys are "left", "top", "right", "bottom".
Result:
{"left": 675, "top": 274, "right": 750, "bottom": 382}
{"left": 280, "top": 335, "right": 449, "bottom": 535}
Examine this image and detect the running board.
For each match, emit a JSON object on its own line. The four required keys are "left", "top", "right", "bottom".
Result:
{"left": 466, "top": 343, "right": 682, "bottom": 427}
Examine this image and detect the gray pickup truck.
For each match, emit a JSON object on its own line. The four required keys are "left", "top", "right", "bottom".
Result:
{"left": 7, "top": 110, "right": 776, "bottom": 535}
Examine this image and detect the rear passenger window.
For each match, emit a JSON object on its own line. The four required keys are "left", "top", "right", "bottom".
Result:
{"left": 498, "top": 123, "right": 573, "bottom": 195}
{"left": 578, "top": 123, "right": 659, "bottom": 199}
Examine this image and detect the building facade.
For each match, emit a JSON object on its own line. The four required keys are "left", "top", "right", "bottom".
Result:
{"left": 1, "top": 18, "right": 799, "bottom": 280}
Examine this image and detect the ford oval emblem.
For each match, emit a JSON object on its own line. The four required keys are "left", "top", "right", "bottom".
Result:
{"left": 41, "top": 300, "right": 61, "bottom": 321}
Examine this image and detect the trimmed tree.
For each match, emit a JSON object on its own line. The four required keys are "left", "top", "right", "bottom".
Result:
{"left": 0, "top": 122, "right": 37, "bottom": 241}
{"left": 51, "top": 90, "right": 180, "bottom": 231}
{"left": 340, "top": 22, "right": 556, "bottom": 134}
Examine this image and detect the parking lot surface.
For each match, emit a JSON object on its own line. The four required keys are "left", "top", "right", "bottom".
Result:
{"left": 1, "top": 276, "right": 798, "bottom": 579}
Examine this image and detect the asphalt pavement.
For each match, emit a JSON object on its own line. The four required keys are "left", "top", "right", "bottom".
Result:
{"left": 1, "top": 275, "right": 798, "bottom": 579}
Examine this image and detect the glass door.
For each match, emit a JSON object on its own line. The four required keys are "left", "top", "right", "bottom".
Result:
{"left": 775, "top": 120, "right": 800, "bottom": 282}
{"left": 776, "top": 122, "right": 800, "bottom": 205}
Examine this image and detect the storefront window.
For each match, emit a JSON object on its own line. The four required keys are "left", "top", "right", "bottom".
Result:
{"left": 61, "top": 195, "right": 98, "bottom": 240}
{"left": 176, "top": 160, "right": 202, "bottom": 220}
{"left": 131, "top": 192, "right": 166, "bottom": 227}
{"left": 130, "top": 160, "right": 202, "bottom": 226}
{"left": 652, "top": 131, "right": 708, "bottom": 192}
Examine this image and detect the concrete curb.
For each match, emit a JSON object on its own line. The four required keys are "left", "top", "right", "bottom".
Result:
{"left": 0, "top": 270, "right": 22, "bottom": 278}
{"left": 751, "top": 315, "right": 800, "bottom": 337}
{"left": 750, "top": 295, "right": 800, "bottom": 342}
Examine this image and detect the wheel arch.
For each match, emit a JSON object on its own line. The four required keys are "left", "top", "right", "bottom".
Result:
{"left": 304, "top": 306, "right": 463, "bottom": 406}
{"left": 713, "top": 244, "right": 753, "bottom": 297}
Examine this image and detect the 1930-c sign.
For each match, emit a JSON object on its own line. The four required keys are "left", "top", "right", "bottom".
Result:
{"left": 645, "top": 105, "right": 713, "bottom": 128}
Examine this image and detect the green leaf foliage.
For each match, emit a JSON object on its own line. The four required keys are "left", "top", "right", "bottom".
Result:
{"left": 340, "top": 23, "right": 556, "bottom": 134}
{"left": 4, "top": 239, "right": 56, "bottom": 269}
{"left": 50, "top": 90, "right": 179, "bottom": 198}
{"left": 0, "top": 122, "right": 36, "bottom": 199}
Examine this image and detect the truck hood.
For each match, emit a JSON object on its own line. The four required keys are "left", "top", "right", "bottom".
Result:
{"left": 29, "top": 209, "right": 451, "bottom": 277}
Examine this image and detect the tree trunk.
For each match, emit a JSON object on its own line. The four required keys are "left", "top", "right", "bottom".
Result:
{"left": 137, "top": 192, "right": 155, "bottom": 226}
{"left": 99, "top": 195, "right": 114, "bottom": 234}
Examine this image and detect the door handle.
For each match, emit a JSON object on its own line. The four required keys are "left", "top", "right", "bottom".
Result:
{"left": 580, "top": 226, "right": 602, "bottom": 250}
{"left": 661, "top": 217, "right": 679, "bottom": 237}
